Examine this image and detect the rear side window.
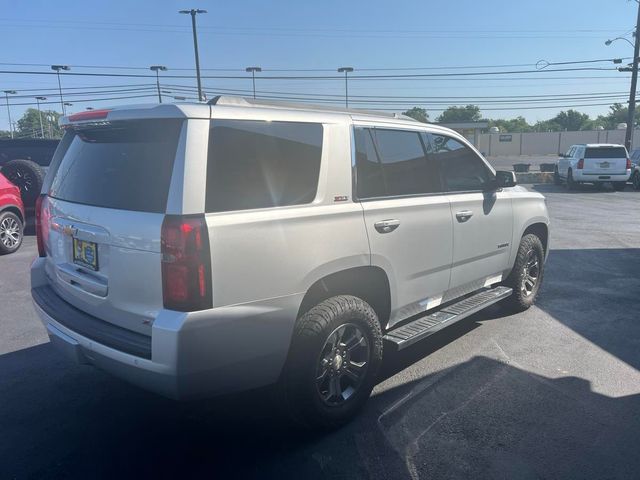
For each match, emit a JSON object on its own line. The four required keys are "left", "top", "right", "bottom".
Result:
{"left": 429, "top": 134, "right": 492, "bottom": 192}
{"left": 585, "top": 147, "right": 627, "bottom": 158}
{"left": 49, "top": 119, "right": 183, "bottom": 213}
{"left": 206, "top": 120, "right": 322, "bottom": 212}
{"left": 354, "top": 127, "right": 440, "bottom": 198}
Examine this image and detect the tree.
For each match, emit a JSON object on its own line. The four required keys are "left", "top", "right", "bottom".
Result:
{"left": 15, "top": 108, "right": 62, "bottom": 138}
{"left": 402, "top": 107, "right": 429, "bottom": 123}
{"left": 487, "top": 116, "right": 532, "bottom": 133}
{"left": 0, "top": 130, "right": 11, "bottom": 139}
{"left": 436, "top": 105, "right": 482, "bottom": 123}
{"left": 595, "top": 103, "right": 640, "bottom": 130}
{"left": 549, "top": 109, "right": 591, "bottom": 131}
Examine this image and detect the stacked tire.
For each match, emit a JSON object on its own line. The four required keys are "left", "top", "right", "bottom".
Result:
{"left": 1, "top": 159, "right": 45, "bottom": 208}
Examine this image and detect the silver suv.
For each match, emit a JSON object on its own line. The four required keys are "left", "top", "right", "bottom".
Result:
{"left": 31, "top": 97, "right": 550, "bottom": 428}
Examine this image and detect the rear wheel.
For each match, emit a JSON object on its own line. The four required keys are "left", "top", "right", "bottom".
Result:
{"left": 0, "top": 211, "right": 23, "bottom": 255}
{"left": 501, "top": 234, "right": 545, "bottom": 312}
{"left": 566, "top": 169, "right": 577, "bottom": 191}
{"left": 613, "top": 181, "right": 626, "bottom": 191}
{"left": 1, "top": 159, "right": 44, "bottom": 207}
{"left": 277, "top": 295, "right": 383, "bottom": 429}
{"left": 633, "top": 171, "right": 640, "bottom": 191}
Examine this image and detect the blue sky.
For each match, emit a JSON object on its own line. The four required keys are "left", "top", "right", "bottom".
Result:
{"left": 0, "top": 0, "right": 636, "bottom": 131}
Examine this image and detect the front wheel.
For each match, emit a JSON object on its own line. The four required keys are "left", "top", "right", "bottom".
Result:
{"left": 501, "top": 234, "right": 545, "bottom": 312}
{"left": 277, "top": 295, "right": 383, "bottom": 429}
{"left": 632, "top": 171, "right": 640, "bottom": 191}
{"left": 553, "top": 167, "right": 562, "bottom": 185}
{"left": 0, "top": 211, "right": 23, "bottom": 255}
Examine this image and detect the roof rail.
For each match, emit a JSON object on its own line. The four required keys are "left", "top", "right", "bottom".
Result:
{"left": 207, "top": 95, "right": 420, "bottom": 121}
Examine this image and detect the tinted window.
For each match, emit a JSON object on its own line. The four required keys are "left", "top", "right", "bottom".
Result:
{"left": 49, "top": 119, "right": 182, "bottom": 213}
{"left": 430, "top": 134, "right": 492, "bottom": 192}
{"left": 206, "top": 120, "right": 322, "bottom": 212}
{"left": 355, "top": 127, "right": 439, "bottom": 198}
{"left": 585, "top": 147, "right": 627, "bottom": 158}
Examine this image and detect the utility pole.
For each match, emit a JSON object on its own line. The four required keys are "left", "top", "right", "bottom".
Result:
{"left": 35, "top": 96, "right": 46, "bottom": 138}
{"left": 3, "top": 90, "right": 16, "bottom": 138}
{"left": 51, "top": 65, "right": 70, "bottom": 115}
{"left": 337, "top": 67, "right": 354, "bottom": 108}
{"left": 626, "top": 1, "right": 640, "bottom": 151}
{"left": 150, "top": 65, "right": 168, "bottom": 103}
{"left": 245, "top": 67, "right": 262, "bottom": 98}
{"left": 179, "top": 9, "right": 207, "bottom": 102}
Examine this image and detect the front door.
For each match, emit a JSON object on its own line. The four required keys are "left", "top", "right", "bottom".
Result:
{"left": 428, "top": 133, "right": 513, "bottom": 299}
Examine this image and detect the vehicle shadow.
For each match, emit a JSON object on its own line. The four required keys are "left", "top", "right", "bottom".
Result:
{"left": 2, "top": 344, "right": 639, "bottom": 479}
{"left": 531, "top": 183, "right": 632, "bottom": 194}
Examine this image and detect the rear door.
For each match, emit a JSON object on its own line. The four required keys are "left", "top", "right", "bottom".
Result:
{"left": 428, "top": 133, "right": 513, "bottom": 297}
{"left": 583, "top": 146, "right": 629, "bottom": 175}
{"left": 41, "top": 118, "right": 185, "bottom": 334}
{"left": 355, "top": 126, "right": 453, "bottom": 327}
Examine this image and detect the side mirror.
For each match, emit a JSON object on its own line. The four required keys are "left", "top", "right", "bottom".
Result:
{"left": 495, "top": 170, "right": 517, "bottom": 188}
{"left": 558, "top": 152, "right": 566, "bottom": 158}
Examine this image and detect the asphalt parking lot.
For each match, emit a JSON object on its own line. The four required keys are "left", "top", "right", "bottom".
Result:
{"left": 2, "top": 184, "right": 640, "bottom": 479}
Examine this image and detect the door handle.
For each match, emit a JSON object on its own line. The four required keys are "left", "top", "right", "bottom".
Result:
{"left": 455, "top": 210, "right": 474, "bottom": 222}
{"left": 374, "top": 219, "right": 400, "bottom": 234}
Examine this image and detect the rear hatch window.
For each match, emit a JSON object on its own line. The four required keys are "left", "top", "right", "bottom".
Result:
{"left": 49, "top": 119, "right": 183, "bottom": 213}
{"left": 585, "top": 147, "right": 627, "bottom": 159}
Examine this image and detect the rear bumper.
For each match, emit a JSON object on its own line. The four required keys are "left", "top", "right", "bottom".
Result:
{"left": 573, "top": 170, "right": 630, "bottom": 182}
{"left": 31, "top": 259, "right": 302, "bottom": 400}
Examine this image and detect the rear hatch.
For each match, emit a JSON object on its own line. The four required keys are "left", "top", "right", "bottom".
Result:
{"left": 583, "top": 146, "right": 628, "bottom": 175}
{"left": 40, "top": 117, "right": 184, "bottom": 335}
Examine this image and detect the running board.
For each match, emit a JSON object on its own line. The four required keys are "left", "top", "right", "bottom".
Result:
{"left": 383, "top": 286, "right": 512, "bottom": 350}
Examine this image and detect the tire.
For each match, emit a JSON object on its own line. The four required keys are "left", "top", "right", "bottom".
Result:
{"left": 1, "top": 159, "right": 45, "bottom": 207}
{"left": 633, "top": 171, "right": 640, "bottom": 191}
{"left": 566, "top": 169, "right": 576, "bottom": 191}
{"left": 277, "top": 295, "right": 383, "bottom": 429}
{"left": 501, "top": 234, "right": 545, "bottom": 313}
{"left": 553, "top": 167, "right": 562, "bottom": 185}
{"left": 613, "top": 181, "right": 626, "bottom": 191}
{"left": 0, "top": 211, "right": 24, "bottom": 255}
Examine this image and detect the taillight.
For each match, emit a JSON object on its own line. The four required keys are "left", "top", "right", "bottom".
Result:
{"left": 577, "top": 159, "right": 584, "bottom": 169}
{"left": 626, "top": 157, "right": 632, "bottom": 170}
{"left": 35, "top": 194, "right": 46, "bottom": 257}
{"left": 161, "top": 215, "right": 212, "bottom": 311}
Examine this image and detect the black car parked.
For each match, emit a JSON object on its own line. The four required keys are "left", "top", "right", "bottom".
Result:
{"left": 0, "top": 139, "right": 59, "bottom": 207}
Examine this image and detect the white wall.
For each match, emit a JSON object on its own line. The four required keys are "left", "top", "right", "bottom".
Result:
{"left": 480, "top": 129, "right": 640, "bottom": 157}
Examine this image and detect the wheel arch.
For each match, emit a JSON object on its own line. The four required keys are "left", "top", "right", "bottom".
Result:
{"left": 0, "top": 205, "right": 24, "bottom": 224}
{"left": 522, "top": 222, "right": 549, "bottom": 255}
{"left": 296, "top": 265, "right": 392, "bottom": 331}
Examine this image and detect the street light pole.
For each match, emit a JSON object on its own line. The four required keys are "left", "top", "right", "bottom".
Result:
{"left": 337, "top": 67, "right": 354, "bottom": 108}
{"left": 245, "top": 67, "right": 262, "bottom": 98}
{"left": 179, "top": 9, "right": 207, "bottom": 102}
{"left": 626, "top": 3, "right": 640, "bottom": 151}
{"left": 3, "top": 90, "right": 16, "bottom": 139}
{"left": 51, "top": 65, "right": 70, "bottom": 115}
{"left": 35, "top": 96, "right": 46, "bottom": 138}
{"left": 64, "top": 102, "right": 73, "bottom": 114}
{"left": 150, "top": 65, "right": 168, "bottom": 103}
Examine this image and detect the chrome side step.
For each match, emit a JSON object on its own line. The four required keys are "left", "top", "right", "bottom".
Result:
{"left": 383, "top": 286, "right": 512, "bottom": 350}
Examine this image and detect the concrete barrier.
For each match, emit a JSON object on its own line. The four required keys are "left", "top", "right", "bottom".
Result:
{"left": 515, "top": 172, "right": 554, "bottom": 184}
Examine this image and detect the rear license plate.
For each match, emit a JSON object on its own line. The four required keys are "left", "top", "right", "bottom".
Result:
{"left": 73, "top": 238, "right": 99, "bottom": 271}
{"left": 599, "top": 162, "right": 610, "bottom": 169}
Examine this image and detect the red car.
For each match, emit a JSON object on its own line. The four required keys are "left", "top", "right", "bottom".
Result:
{"left": 0, "top": 172, "right": 24, "bottom": 254}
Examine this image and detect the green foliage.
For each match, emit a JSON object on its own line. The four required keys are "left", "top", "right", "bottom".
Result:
{"left": 15, "top": 108, "right": 62, "bottom": 139}
{"left": 487, "top": 116, "right": 532, "bottom": 133}
{"left": 549, "top": 109, "right": 592, "bottom": 131}
{"left": 0, "top": 130, "right": 12, "bottom": 139}
{"left": 594, "top": 103, "right": 640, "bottom": 130}
{"left": 402, "top": 107, "right": 429, "bottom": 123}
{"left": 436, "top": 105, "right": 482, "bottom": 123}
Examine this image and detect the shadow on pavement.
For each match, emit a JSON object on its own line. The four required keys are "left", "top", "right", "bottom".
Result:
{"left": 1, "top": 344, "right": 639, "bottom": 479}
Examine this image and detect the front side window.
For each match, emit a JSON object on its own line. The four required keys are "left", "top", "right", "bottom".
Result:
{"left": 206, "top": 120, "right": 323, "bottom": 212}
{"left": 429, "top": 134, "right": 493, "bottom": 192}
{"left": 354, "top": 127, "right": 440, "bottom": 198}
